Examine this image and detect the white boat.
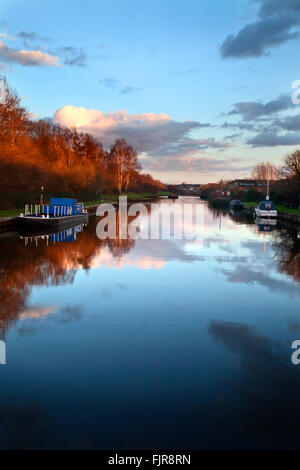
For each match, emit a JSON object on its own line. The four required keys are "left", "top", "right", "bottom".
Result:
{"left": 255, "top": 217, "right": 277, "bottom": 232}
{"left": 254, "top": 200, "right": 278, "bottom": 218}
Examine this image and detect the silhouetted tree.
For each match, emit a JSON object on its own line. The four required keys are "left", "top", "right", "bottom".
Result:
{"left": 281, "top": 150, "right": 300, "bottom": 181}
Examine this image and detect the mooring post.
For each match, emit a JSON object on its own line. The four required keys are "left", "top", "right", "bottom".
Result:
{"left": 40, "top": 186, "right": 44, "bottom": 205}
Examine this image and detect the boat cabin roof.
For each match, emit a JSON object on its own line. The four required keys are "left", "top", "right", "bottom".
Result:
{"left": 50, "top": 197, "right": 77, "bottom": 206}
{"left": 258, "top": 200, "right": 275, "bottom": 210}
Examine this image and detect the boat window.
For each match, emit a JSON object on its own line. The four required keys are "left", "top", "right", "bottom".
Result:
{"left": 259, "top": 202, "right": 274, "bottom": 210}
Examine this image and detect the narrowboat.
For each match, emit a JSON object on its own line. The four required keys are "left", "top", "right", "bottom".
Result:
{"left": 17, "top": 197, "right": 88, "bottom": 229}
{"left": 254, "top": 200, "right": 278, "bottom": 218}
{"left": 229, "top": 200, "right": 243, "bottom": 211}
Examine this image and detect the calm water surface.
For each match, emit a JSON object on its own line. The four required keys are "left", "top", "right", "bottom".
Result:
{"left": 0, "top": 197, "right": 300, "bottom": 449}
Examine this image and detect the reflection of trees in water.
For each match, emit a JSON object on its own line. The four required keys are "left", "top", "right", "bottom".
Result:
{"left": 0, "top": 233, "right": 91, "bottom": 337}
{"left": 236, "top": 217, "right": 300, "bottom": 283}
{"left": 227, "top": 210, "right": 254, "bottom": 226}
{"left": 0, "top": 212, "right": 137, "bottom": 337}
{"left": 209, "top": 207, "right": 254, "bottom": 226}
{"left": 104, "top": 211, "right": 137, "bottom": 258}
{"left": 273, "top": 225, "right": 300, "bottom": 283}
{"left": 211, "top": 209, "right": 227, "bottom": 220}
{"left": 209, "top": 204, "right": 300, "bottom": 284}
{"left": 105, "top": 238, "right": 135, "bottom": 258}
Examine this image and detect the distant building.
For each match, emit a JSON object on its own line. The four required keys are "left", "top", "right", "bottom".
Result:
{"left": 226, "top": 179, "right": 267, "bottom": 193}
{"left": 216, "top": 189, "right": 231, "bottom": 198}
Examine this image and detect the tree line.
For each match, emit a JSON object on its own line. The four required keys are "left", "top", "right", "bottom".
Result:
{"left": 201, "top": 151, "right": 300, "bottom": 208}
{"left": 0, "top": 78, "right": 166, "bottom": 209}
{"left": 250, "top": 154, "right": 300, "bottom": 207}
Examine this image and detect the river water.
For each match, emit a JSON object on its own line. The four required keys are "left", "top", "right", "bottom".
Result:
{"left": 0, "top": 197, "right": 300, "bottom": 449}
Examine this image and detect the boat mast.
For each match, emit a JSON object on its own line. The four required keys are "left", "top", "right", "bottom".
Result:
{"left": 266, "top": 179, "right": 269, "bottom": 201}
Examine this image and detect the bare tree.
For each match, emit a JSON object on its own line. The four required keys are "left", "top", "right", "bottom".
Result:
{"left": 251, "top": 161, "right": 279, "bottom": 181}
{"left": 107, "top": 138, "right": 140, "bottom": 193}
{"left": 0, "top": 77, "right": 27, "bottom": 146}
{"left": 280, "top": 150, "right": 300, "bottom": 181}
{"left": 123, "top": 147, "right": 140, "bottom": 192}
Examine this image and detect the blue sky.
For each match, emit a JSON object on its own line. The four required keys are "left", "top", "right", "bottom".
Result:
{"left": 1, "top": 0, "right": 300, "bottom": 183}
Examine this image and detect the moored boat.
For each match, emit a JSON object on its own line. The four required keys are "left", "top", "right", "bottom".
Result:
{"left": 254, "top": 200, "right": 278, "bottom": 218}
{"left": 17, "top": 197, "right": 88, "bottom": 229}
{"left": 229, "top": 199, "right": 243, "bottom": 211}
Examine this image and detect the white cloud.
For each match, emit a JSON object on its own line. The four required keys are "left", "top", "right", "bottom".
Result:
{"left": 0, "top": 40, "right": 61, "bottom": 67}
{"left": 53, "top": 105, "right": 213, "bottom": 153}
{"left": 146, "top": 156, "right": 251, "bottom": 173}
{"left": 53, "top": 105, "right": 240, "bottom": 174}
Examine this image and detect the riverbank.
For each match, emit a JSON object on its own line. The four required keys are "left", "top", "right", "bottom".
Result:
{"left": 0, "top": 191, "right": 170, "bottom": 217}
{"left": 0, "top": 191, "right": 170, "bottom": 231}
{"left": 243, "top": 201, "right": 300, "bottom": 224}
{"left": 210, "top": 199, "right": 300, "bottom": 225}
{"left": 243, "top": 201, "right": 300, "bottom": 216}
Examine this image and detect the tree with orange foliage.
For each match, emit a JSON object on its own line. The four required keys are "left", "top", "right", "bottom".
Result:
{"left": 0, "top": 77, "right": 166, "bottom": 208}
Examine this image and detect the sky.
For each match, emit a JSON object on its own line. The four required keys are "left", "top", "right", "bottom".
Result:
{"left": 1, "top": 0, "right": 300, "bottom": 183}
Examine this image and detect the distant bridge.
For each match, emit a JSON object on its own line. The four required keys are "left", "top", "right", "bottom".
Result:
{"left": 170, "top": 184, "right": 201, "bottom": 196}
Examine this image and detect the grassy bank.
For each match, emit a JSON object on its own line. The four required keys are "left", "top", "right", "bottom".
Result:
{"left": 83, "top": 191, "right": 170, "bottom": 206}
{"left": 243, "top": 201, "right": 300, "bottom": 216}
{"left": 0, "top": 208, "right": 21, "bottom": 217}
{"left": 0, "top": 192, "right": 171, "bottom": 218}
